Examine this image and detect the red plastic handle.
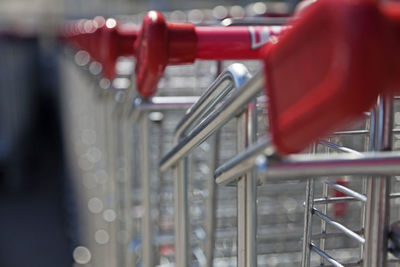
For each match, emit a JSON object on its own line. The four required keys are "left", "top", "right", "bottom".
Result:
{"left": 62, "top": 17, "right": 138, "bottom": 79}
{"left": 263, "top": 0, "right": 400, "bottom": 155}
{"left": 97, "top": 19, "right": 138, "bottom": 79}
{"left": 134, "top": 11, "right": 285, "bottom": 97}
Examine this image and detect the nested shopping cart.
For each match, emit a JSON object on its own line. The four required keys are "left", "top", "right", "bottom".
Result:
{"left": 60, "top": 0, "right": 400, "bottom": 266}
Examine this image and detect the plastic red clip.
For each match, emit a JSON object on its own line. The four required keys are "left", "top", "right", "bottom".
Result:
{"left": 134, "top": 10, "right": 285, "bottom": 97}
{"left": 62, "top": 17, "right": 138, "bottom": 80}
{"left": 97, "top": 19, "right": 138, "bottom": 79}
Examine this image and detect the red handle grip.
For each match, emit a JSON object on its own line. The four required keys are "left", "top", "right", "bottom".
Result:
{"left": 97, "top": 19, "right": 138, "bottom": 79}
{"left": 62, "top": 17, "right": 138, "bottom": 79}
{"left": 263, "top": 0, "right": 400, "bottom": 155}
{"left": 134, "top": 10, "right": 286, "bottom": 97}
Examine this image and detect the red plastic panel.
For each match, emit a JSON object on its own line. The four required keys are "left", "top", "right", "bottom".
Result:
{"left": 263, "top": 0, "right": 386, "bottom": 155}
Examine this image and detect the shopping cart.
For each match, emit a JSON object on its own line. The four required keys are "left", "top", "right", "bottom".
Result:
{"left": 60, "top": 0, "right": 400, "bottom": 266}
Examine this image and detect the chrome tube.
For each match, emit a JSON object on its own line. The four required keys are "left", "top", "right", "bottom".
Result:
{"left": 301, "top": 177, "right": 314, "bottom": 267}
{"left": 311, "top": 244, "right": 344, "bottom": 267}
{"left": 363, "top": 95, "right": 393, "bottom": 267}
{"left": 159, "top": 64, "right": 252, "bottom": 267}
{"left": 205, "top": 134, "right": 218, "bottom": 267}
{"left": 130, "top": 96, "right": 199, "bottom": 121}
{"left": 237, "top": 100, "right": 257, "bottom": 267}
{"left": 313, "top": 208, "right": 365, "bottom": 244}
{"left": 215, "top": 137, "right": 272, "bottom": 185}
{"left": 324, "top": 180, "right": 367, "bottom": 202}
{"left": 140, "top": 113, "right": 154, "bottom": 267}
{"left": 159, "top": 70, "right": 263, "bottom": 172}
{"left": 214, "top": 137, "right": 400, "bottom": 184}
{"left": 104, "top": 96, "right": 118, "bottom": 267}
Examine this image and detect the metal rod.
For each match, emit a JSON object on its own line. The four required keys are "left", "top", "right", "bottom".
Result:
{"left": 205, "top": 133, "right": 218, "bottom": 267}
{"left": 319, "top": 140, "right": 363, "bottom": 155}
{"left": 161, "top": 64, "right": 251, "bottom": 267}
{"left": 122, "top": 119, "right": 136, "bottom": 267}
{"left": 132, "top": 96, "right": 199, "bottom": 112}
{"left": 324, "top": 180, "right": 367, "bottom": 202}
{"left": 320, "top": 162, "right": 329, "bottom": 265}
{"left": 311, "top": 243, "right": 345, "bottom": 267}
{"left": 140, "top": 113, "right": 154, "bottom": 267}
{"left": 104, "top": 96, "right": 118, "bottom": 267}
{"left": 246, "top": 101, "right": 258, "bottom": 267}
{"left": 160, "top": 71, "right": 264, "bottom": 172}
{"left": 312, "top": 229, "right": 364, "bottom": 239}
{"left": 313, "top": 196, "right": 361, "bottom": 204}
{"left": 236, "top": 100, "right": 257, "bottom": 267}
{"left": 301, "top": 177, "right": 314, "bottom": 267}
{"left": 172, "top": 63, "right": 251, "bottom": 145}
{"left": 313, "top": 208, "right": 365, "bottom": 244}
{"left": 360, "top": 110, "right": 374, "bottom": 261}
{"left": 390, "top": 192, "right": 400, "bottom": 198}
{"left": 363, "top": 95, "right": 393, "bottom": 267}
{"left": 321, "top": 262, "right": 361, "bottom": 267}
{"left": 204, "top": 61, "right": 224, "bottom": 267}
{"left": 332, "top": 128, "right": 400, "bottom": 135}
{"left": 174, "top": 158, "right": 189, "bottom": 267}
{"left": 215, "top": 137, "right": 272, "bottom": 185}
{"left": 130, "top": 96, "right": 199, "bottom": 122}
{"left": 237, "top": 110, "right": 247, "bottom": 266}
{"left": 214, "top": 137, "right": 400, "bottom": 184}
{"left": 332, "top": 130, "right": 369, "bottom": 136}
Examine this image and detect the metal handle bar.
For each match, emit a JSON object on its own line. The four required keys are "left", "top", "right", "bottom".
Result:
{"left": 158, "top": 63, "right": 260, "bottom": 267}
{"left": 172, "top": 63, "right": 250, "bottom": 145}
{"left": 215, "top": 136, "right": 400, "bottom": 185}
{"left": 159, "top": 69, "right": 262, "bottom": 172}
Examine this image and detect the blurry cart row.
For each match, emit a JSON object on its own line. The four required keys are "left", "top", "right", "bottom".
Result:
{"left": 60, "top": 1, "right": 400, "bottom": 266}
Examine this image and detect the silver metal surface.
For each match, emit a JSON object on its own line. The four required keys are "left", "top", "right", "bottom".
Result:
{"left": 130, "top": 96, "right": 198, "bottom": 121}
{"left": 121, "top": 119, "right": 136, "bottom": 267}
{"left": 215, "top": 136, "right": 400, "bottom": 184}
{"left": 160, "top": 70, "right": 263, "bottom": 172}
{"left": 140, "top": 113, "right": 154, "bottom": 267}
{"left": 301, "top": 177, "right": 314, "bottom": 267}
{"left": 215, "top": 137, "right": 272, "bottom": 185}
{"left": 363, "top": 95, "right": 394, "bottom": 267}
{"left": 174, "top": 159, "right": 189, "bottom": 267}
{"left": 104, "top": 95, "right": 119, "bottom": 267}
{"left": 160, "top": 63, "right": 252, "bottom": 267}
{"left": 205, "top": 134, "right": 218, "bottom": 267}
{"left": 324, "top": 180, "right": 367, "bottom": 202}
{"left": 172, "top": 63, "right": 251, "bottom": 145}
{"left": 313, "top": 208, "right": 365, "bottom": 244}
{"left": 236, "top": 99, "right": 257, "bottom": 267}
{"left": 311, "top": 244, "right": 344, "bottom": 267}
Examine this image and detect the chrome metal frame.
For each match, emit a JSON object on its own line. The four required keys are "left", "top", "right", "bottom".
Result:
{"left": 159, "top": 63, "right": 274, "bottom": 267}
